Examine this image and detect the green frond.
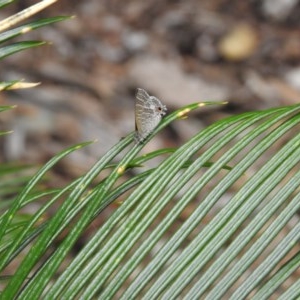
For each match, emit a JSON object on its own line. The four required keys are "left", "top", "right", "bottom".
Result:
{"left": 0, "top": 16, "right": 71, "bottom": 44}
{"left": 0, "top": 40, "right": 46, "bottom": 60}
{"left": 0, "top": 0, "right": 70, "bottom": 89}
{"left": 0, "top": 103, "right": 299, "bottom": 299}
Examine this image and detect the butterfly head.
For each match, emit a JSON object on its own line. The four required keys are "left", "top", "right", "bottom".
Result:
{"left": 150, "top": 96, "right": 167, "bottom": 116}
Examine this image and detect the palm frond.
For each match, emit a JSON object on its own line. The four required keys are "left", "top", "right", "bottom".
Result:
{"left": 0, "top": 103, "right": 299, "bottom": 299}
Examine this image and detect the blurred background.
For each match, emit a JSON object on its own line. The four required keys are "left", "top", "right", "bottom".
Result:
{"left": 0, "top": 0, "right": 300, "bottom": 177}
{"left": 0, "top": 2, "right": 299, "bottom": 295}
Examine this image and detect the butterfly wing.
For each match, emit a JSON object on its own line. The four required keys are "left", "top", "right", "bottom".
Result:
{"left": 135, "top": 88, "right": 163, "bottom": 143}
{"left": 135, "top": 88, "right": 149, "bottom": 136}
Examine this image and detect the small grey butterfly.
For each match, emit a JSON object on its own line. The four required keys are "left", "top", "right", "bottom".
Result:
{"left": 135, "top": 88, "right": 167, "bottom": 143}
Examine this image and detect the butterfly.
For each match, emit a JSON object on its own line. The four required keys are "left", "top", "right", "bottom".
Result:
{"left": 134, "top": 88, "right": 167, "bottom": 143}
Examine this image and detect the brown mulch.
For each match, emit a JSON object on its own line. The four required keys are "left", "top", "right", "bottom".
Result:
{"left": 0, "top": 0, "right": 299, "bottom": 170}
